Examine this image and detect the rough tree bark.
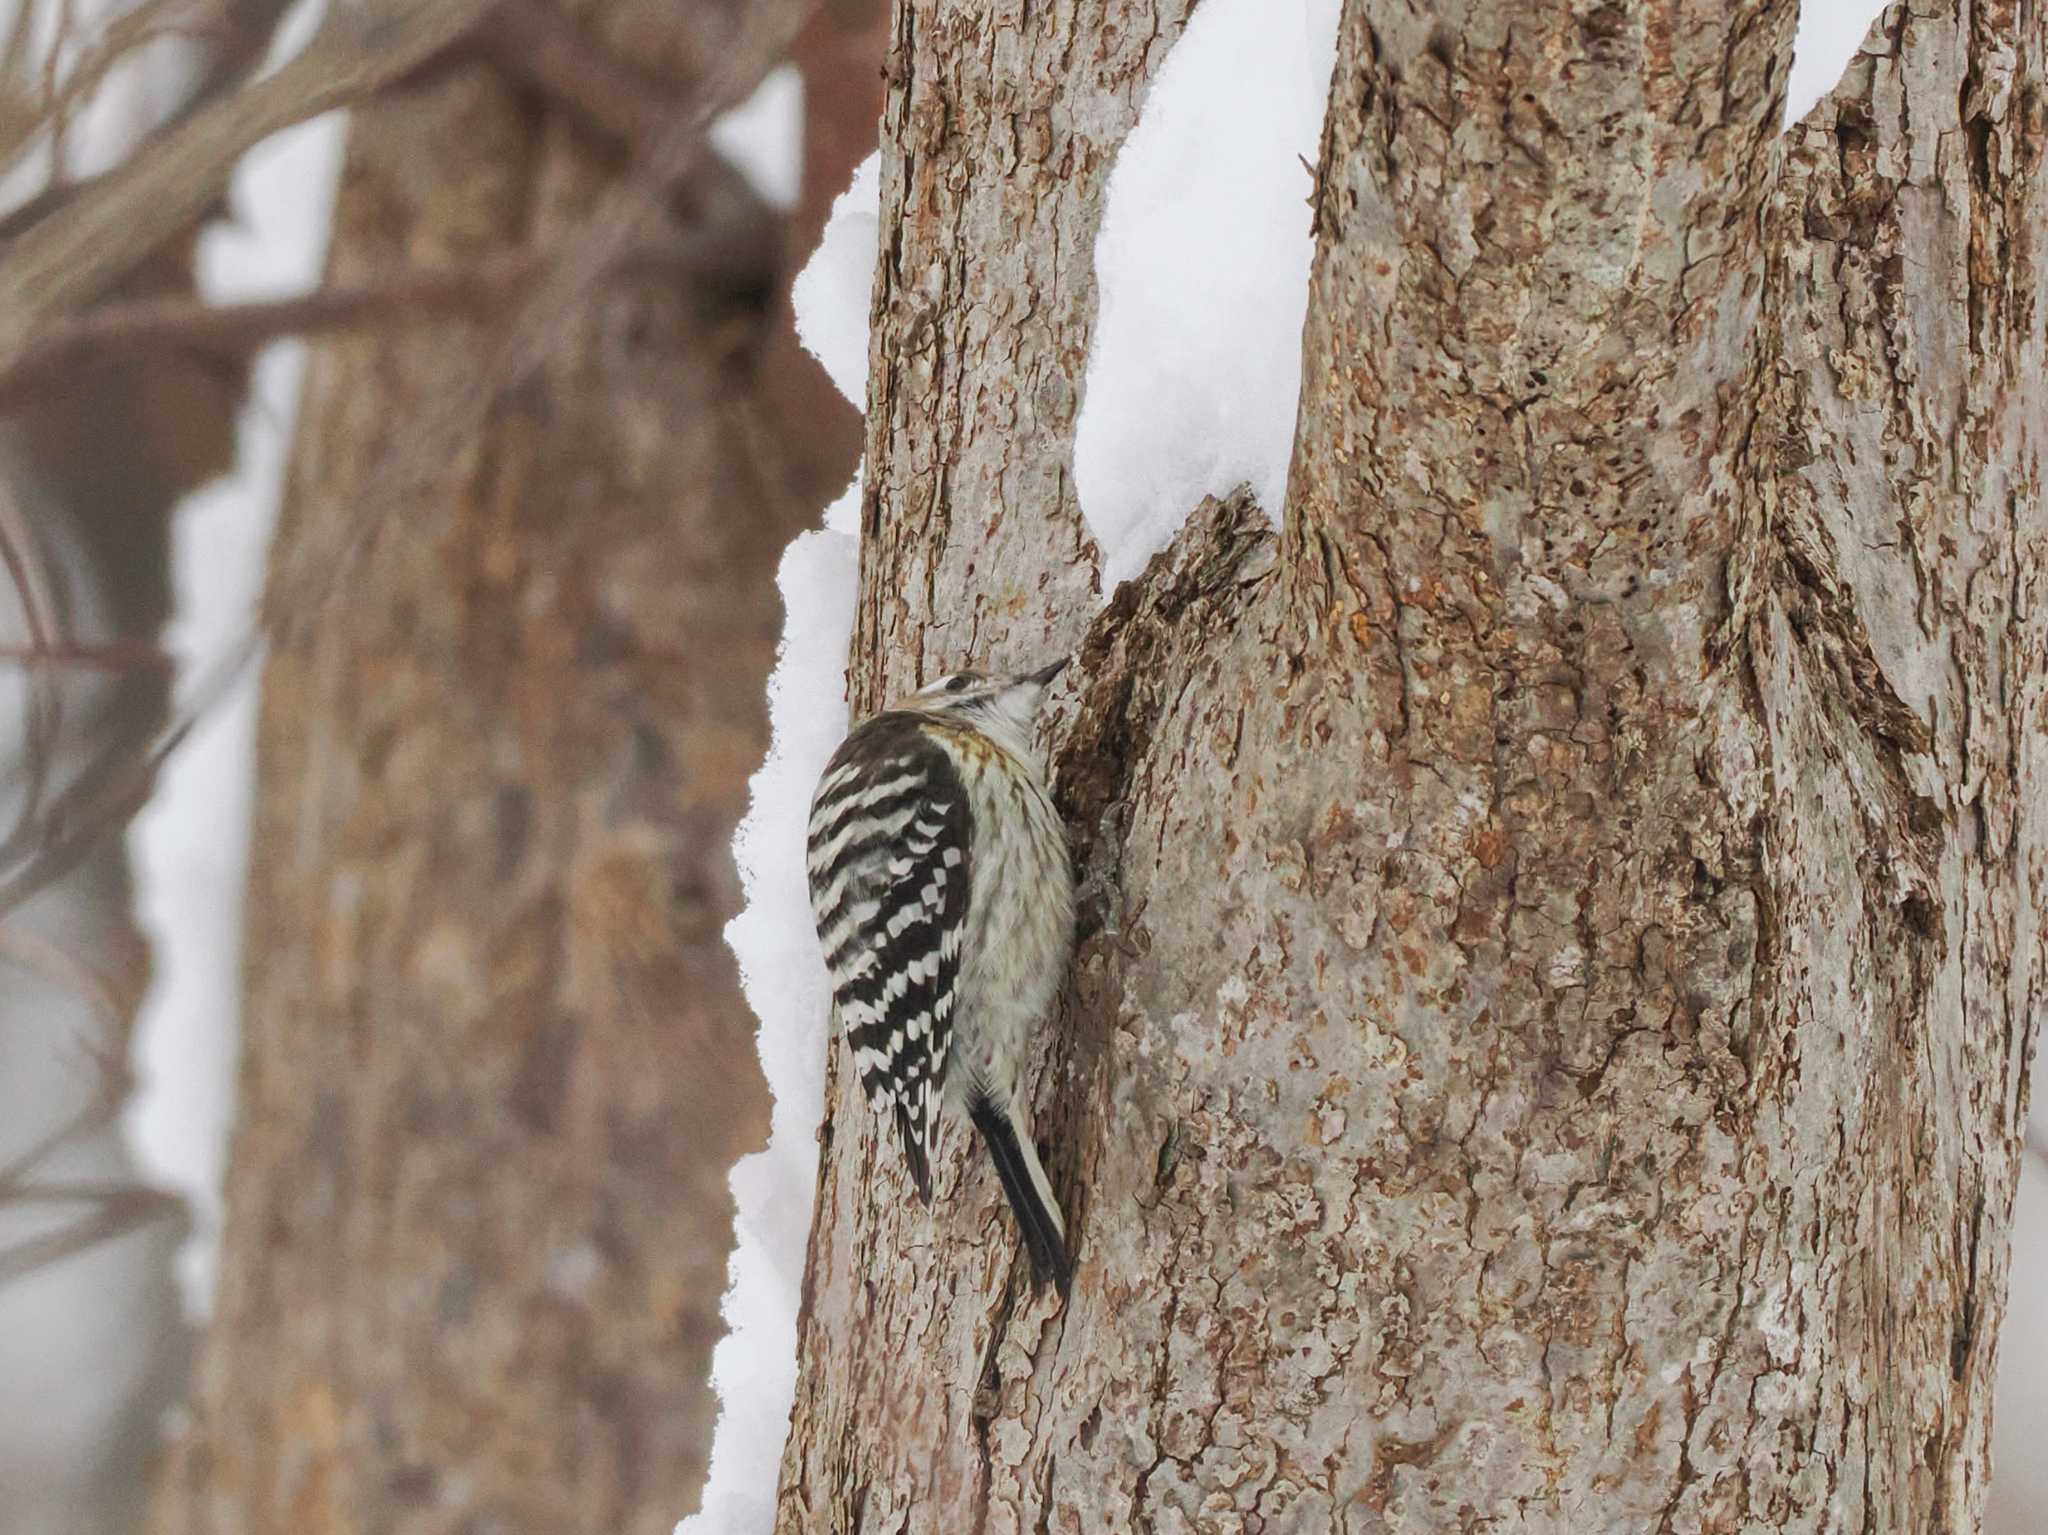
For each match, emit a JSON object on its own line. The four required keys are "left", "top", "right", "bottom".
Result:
{"left": 778, "top": 0, "right": 2045, "bottom": 1531}
{"left": 146, "top": 3, "right": 836, "bottom": 1530}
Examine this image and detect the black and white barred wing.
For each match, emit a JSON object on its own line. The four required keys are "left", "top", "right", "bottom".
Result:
{"left": 805, "top": 715, "right": 971, "bottom": 1203}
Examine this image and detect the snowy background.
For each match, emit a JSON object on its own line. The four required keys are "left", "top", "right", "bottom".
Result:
{"left": 0, "top": 0, "right": 2040, "bottom": 1530}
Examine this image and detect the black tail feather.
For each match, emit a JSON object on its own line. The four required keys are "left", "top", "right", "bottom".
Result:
{"left": 969, "top": 1099, "right": 1072, "bottom": 1298}
{"left": 892, "top": 1100, "right": 933, "bottom": 1204}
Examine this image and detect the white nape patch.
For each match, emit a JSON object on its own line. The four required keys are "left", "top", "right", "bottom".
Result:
{"left": 1072, "top": 0, "right": 1341, "bottom": 590}
{"left": 1784, "top": 0, "right": 1892, "bottom": 128}
{"left": 791, "top": 153, "right": 881, "bottom": 407}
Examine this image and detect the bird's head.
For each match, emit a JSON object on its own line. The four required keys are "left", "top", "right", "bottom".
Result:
{"left": 900, "top": 658, "right": 1067, "bottom": 747}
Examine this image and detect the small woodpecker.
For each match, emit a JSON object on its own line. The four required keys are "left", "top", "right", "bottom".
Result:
{"left": 805, "top": 659, "right": 1076, "bottom": 1295}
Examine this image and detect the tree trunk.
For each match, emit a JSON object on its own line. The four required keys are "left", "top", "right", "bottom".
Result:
{"left": 147, "top": 4, "right": 822, "bottom": 1529}
{"left": 778, "top": 0, "right": 2046, "bottom": 1530}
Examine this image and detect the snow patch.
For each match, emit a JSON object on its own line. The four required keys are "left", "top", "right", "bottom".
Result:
{"left": 679, "top": 158, "right": 872, "bottom": 1535}
{"left": 679, "top": 483, "right": 858, "bottom": 1535}
{"left": 790, "top": 152, "right": 881, "bottom": 407}
{"left": 1786, "top": 0, "right": 1892, "bottom": 127}
{"left": 712, "top": 65, "right": 804, "bottom": 212}
{"left": 1072, "top": 0, "right": 1340, "bottom": 590}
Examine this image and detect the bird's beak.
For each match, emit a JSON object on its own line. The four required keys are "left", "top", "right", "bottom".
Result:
{"left": 1025, "top": 656, "right": 1068, "bottom": 688}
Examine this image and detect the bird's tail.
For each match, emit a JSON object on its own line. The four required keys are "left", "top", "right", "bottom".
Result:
{"left": 969, "top": 1096, "right": 1073, "bottom": 1298}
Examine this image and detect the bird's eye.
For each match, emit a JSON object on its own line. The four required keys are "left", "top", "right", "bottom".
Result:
{"left": 945, "top": 675, "right": 972, "bottom": 693}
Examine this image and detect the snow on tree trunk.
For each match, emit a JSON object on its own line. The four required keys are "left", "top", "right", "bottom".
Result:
{"left": 777, "top": 0, "right": 2046, "bottom": 1530}
{"left": 849, "top": 0, "right": 1194, "bottom": 705}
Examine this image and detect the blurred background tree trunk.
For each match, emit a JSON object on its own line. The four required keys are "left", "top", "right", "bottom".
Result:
{"left": 146, "top": 1, "right": 883, "bottom": 1530}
